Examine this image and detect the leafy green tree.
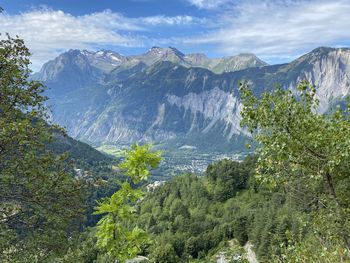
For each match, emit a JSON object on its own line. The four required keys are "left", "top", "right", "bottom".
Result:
{"left": 59, "top": 228, "right": 99, "bottom": 263}
{"left": 240, "top": 80, "right": 350, "bottom": 260}
{"left": 206, "top": 159, "right": 251, "bottom": 201}
{"left": 0, "top": 34, "right": 83, "bottom": 261}
{"left": 232, "top": 215, "right": 248, "bottom": 246}
{"left": 186, "top": 236, "right": 202, "bottom": 258}
{"left": 240, "top": 80, "right": 350, "bottom": 201}
{"left": 150, "top": 243, "right": 179, "bottom": 263}
{"left": 94, "top": 144, "right": 161, "bottom": 262}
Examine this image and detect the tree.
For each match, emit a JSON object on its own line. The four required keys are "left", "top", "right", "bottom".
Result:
{"left": 150, "top": 243, "right": 179, "bottom": 263}
{"left": 239, "top": 80, "right": 350, "bottom": 259}
{"left": 206, "top": 159, "right": 251, "bottom": 201}
{"left": 0, "top": 34, "right": 83, "bottom": 261}
{"left": 94, "top": 144, "right": 161, "bottom": 262}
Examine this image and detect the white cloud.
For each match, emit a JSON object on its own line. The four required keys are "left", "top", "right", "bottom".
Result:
{"left": 186, "top": 0, "right": 230, "bottom": 9}
{"left": 2, "top": 1, "right": 350, "bottom": 70}
{"left": 0, "top": 8, "right": 201, "bottom": 71}
{"left": 140, "top": 15, "right": 205, "bottom": 26}
{"left": 0, "top": 9, "right": 141, "bottom": 71}
{"left": 185, "top": 0, "right": 350, "bottom": 62}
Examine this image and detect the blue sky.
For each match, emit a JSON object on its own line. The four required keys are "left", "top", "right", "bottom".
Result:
{"left": 1, "top": 0, "right": 350, "bottom": 71}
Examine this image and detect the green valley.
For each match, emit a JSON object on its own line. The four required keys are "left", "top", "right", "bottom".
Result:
{"left": 2, "top": 2, "right": 350, "bottom": 261}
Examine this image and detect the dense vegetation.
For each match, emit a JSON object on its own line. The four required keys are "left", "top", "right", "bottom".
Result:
{"left": 129, "top": 80, "right": 350, "bottom": 262}
{"left": 136, "top": 157, "right": 256, "bottom": 262}
{"left": 2, "top": 26, "right": 350, "bottom": 262}
{"left": 0, "top": 32, "right": 120, "bottom": 262}
{"left": 239, "top": 80, "right": 350, "bottom": 261}
{"left": 0, "top": 34, "right": 84, "bottom": 261}
{"left": 133, "top": 157, "right": 307, "bottom": 262}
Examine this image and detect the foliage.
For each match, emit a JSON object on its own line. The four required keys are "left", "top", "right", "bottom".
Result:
{"left": 136, "top": 158, "right": 258, "bottom": 262}
{"left": 3, "top": 30, "right": 349, "bottom": 263}
{"left": 57, "top": 228, "right": 99, "bottom": 263}
{"left": 94, "top": 144, "right": 161, "bottom": 262}
{"left": 206, "top": 157, "right": 254, "bottom": 201}
{"left": 150, "top": 243, "right": 180, "bottom": 263}
{"left": 240, "top": 80, "right": 350, "bottom": 261}
{"left": 0, "top": 34, "right": 84, "bottom": 261}
{"left": 240, "top": 80, "right": 350, "bottom": 195}
{"left": 119, "top": 144, "right": 162, "bottom": 183}
{"left": 48, "top": 131, "right": 111, "bottom": 164}
{"left": 132, "top": 79, "right": 350, "bottom": 262}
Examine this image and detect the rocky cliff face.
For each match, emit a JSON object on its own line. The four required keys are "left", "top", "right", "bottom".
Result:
{"left": 35, "top": 47, "right": 350, "bottom": 152}
{"left": 283, "top": 47, "right": 350, "bottom": 112}
{"left": 166, "top": 87, "right": 243, "bottom": 138}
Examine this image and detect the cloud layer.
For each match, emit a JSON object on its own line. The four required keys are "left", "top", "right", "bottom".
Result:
{"left": 1, "top": 1, "right": 350, "bottom": 70}
{"left": 185, "top": 0, "right": 350, "bottom": 62}
{"left": 186, "top": 0, "right": 230, "bottom": 9}
{"left": 0, "top": 8, "right": 202, "bottom": 70}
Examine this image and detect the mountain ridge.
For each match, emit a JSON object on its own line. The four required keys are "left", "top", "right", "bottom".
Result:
{"left": 35, "top": 46, "right": 268, "bottom": 80}
{"left": 35, "top": 46, "right": 350, "bottom": 153}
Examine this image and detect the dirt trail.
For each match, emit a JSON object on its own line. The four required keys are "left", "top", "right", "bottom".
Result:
{"left": 244, "top": 242, "right": 258, "bottom": 263}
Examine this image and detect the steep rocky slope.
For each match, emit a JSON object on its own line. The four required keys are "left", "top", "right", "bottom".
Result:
{"left": 35, "top": 47, "right": 350, "bottom": 152}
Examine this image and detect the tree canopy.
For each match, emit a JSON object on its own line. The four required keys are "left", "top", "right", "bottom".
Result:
{"left": 240, "top": 80, "right": 350, "bottom": 260}
{"left": 94, "top": 144, "right": 161, "bottom": 262}
{"left": 0, "top": 34, "right": 83, "bottom": 261}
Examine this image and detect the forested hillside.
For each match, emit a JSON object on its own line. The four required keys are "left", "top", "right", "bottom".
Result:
{"left": 60, "top": 81, "right": 350, "bottom": 262}
{"left": 1, "top": 14, "right": 350, "bottom": 263}
{"left": 0, "top": 34, "right": 121, "bottom": 262}
{"left": 0, "top": 34, "right": 85, "bottom": 261}
{"left": 134, "top": 157, "right": 303, "bottom": 262}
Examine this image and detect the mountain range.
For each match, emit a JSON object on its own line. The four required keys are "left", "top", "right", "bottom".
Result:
{"left": 34, "top": 46, "right": 350, "bottom": 154}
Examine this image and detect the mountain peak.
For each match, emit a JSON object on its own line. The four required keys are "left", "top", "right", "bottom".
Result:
{"left": 168, "top": 46, "right": 185, "bottom": 57}
{"left": 236, "top": 53, "right": 260, "bottom": 58}
{"left": 66, "top": 49, "right": 82, "bottom": 54}
{"left": 145, "top": 46, "right": 184, "bottom": 57}
{"left": 209, "top": 53, "right": 268, "bottom": 73}
{"left": 81, "top": 50, "right": 94, "bottom": 56}
{"left": 94, "top": 49, "right": 122, "bottom": 56}
{"left": 292, "top": 46, "right": 350, "bottom": 66}
{"left": 309, "top": 46, "right": 336, "bottom": 54}
{"left": 37, "top": 47, "right": 271, "bottom": 77}
{"left": 138, "top": 46, "right": 187, "bottom": 66}
{"left": 37, "top": 46, "right": 350, "bottom": 152}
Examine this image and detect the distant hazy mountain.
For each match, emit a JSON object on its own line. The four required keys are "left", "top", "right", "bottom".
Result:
{"left": 131, "top": 47, "right": 268, "bottom": 73}
{"left": 35, "top": 47, "right": 350, "bottom": 152}
{"left": 35, "top": 47, "right": 267, "bottom": 82}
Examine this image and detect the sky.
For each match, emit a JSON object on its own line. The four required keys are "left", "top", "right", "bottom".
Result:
{"left": 1, "top": 0, "right": 350, "bottom": 71}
